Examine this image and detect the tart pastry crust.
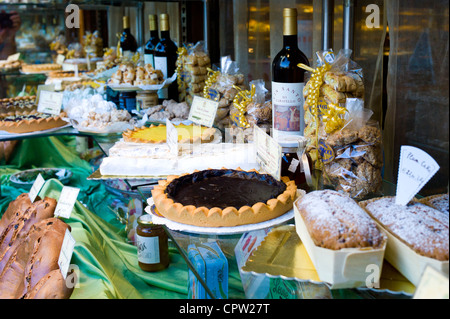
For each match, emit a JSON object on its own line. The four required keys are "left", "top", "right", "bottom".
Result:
{"left": 151, "top": 168, "right": 297, "bottom": 227}
{"left": 123, "top": 123, "right": 217, "bottom": 144}
{"left": 0, "top": 110, "right": 68, "bottom": 134}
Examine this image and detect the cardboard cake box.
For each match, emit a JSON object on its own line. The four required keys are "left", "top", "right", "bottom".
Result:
{"left": 293, "top": 197, "right": 387, "bottom": 289}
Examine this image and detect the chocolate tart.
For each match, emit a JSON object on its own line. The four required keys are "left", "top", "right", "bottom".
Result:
{"left": 0, "top": 96, "right": 37, "bottom": 115}
{"left": 0, "top": 110, "right": 68, "bottom": 134}
{"left": 151, "top": 168, "right": 298, "bottom": 227}
{"left": 123, "top": 123, "right": 217, "bottom": 144}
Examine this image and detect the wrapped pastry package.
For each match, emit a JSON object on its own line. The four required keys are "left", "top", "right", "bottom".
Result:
{"left": 176, "top": 42, "right": 211, "bottom": 103}
{"left": 228, "top": 79, "right": 272, "bottom": 143}
{"left": 302, "top": 49, "right": 383, "bottom": 199}
{"left": 203, "top": 56, "right": 246, "bottom": 128}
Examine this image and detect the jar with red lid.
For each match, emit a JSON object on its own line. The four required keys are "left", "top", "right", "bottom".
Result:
{"left": 278, "top": 135, "right": 312, "bottom": 191}
{"left": 136, "top": 214, "right": 169, "bottom": 272}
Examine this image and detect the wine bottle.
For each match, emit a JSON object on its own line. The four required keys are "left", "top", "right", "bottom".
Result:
{"left": 272, "top": 8, "right": 310, "bottom": 140}
{"left": 154, "top": 13, "right": 178, "bottom": 101}
{"left": 144, "top": 14, "right": 159, "bottom": 68}
{"left": 120, "top": 16, "right": 138, "bottom": 59}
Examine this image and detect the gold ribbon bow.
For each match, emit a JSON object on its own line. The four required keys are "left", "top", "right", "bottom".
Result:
{"left": 232, "top": 84, "right": 256, "bottom": 128}
{"left": 203, "top": 67, "right": 221, "bottom": 100}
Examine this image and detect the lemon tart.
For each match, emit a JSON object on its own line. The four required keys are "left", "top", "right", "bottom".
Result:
{"left": 123, "top": 123, "right": 217, "bottom": 144}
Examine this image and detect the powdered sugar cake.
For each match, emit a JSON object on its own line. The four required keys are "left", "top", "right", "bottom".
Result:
{"left": 360, "top": 196, "right": 449, "bottom": 261}
{"left": 295, "top": 190, "right": 385, "bottom": 250}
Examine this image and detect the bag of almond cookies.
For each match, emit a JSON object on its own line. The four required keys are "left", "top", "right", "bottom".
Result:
{"left": 302, "top": 50, "right": 383, "bottom": 199}
{"left": 320, "top": 99, "right": 383, "bottom": 199}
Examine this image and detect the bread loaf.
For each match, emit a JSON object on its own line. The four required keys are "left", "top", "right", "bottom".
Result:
{"left": 0, "top": 217, "right": 70, "bottom": 299}
{"left": 418, "top": 193, "right": 449, "bottom": 215}
{"left": 295, "top": 190, "right": 385, "bottom": 250}
{"left": 0, "top": 197, "right": 57, "bottom": 274}
{"left": 360, "top": 196, "right": 449, "bottom": 261}
{"left": 24, "top": 269, "right": 74, "bottom": 299}
{"left": 0, "top": 193, "right": 31, "bottom": 234}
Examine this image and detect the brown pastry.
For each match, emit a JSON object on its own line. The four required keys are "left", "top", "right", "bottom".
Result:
{"left": 295, "top": 190, "right": 385, "bottom": 250}
{"left": 0, "top": 217, "right": 70, "bottom": 299}
{"left": 24, "top": 269, "right": 74, "bottom": 299}
{"left": 0, "top": 193, "right": 31, "bottom": 234}
{"left": 0, "top": 197, "right": 57, "bottom": 275}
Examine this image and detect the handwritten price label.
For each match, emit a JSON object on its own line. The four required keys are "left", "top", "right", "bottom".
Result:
{"left": 395, "top": 146, "right": 439, "bottom": 206}
{"left": 58, "top": 229, "right": 76, "bottom": 279}
{"left": 54, "top": 186, "right": 80, "bottom": 219}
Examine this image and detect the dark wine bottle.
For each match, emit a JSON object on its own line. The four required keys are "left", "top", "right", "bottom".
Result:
{"left": 154, "top": 13, "right": 178, "bottom": 101}
{"left": 272, "top": 8, "right": 310, "bottom": 140}
{"left": 144, "top": 14, "right": 159, "bottom": 68}
{"left": 120, "top": 16, "right": 138, "bottom": 59}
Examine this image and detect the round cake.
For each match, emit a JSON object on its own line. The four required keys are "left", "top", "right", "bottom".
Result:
{"left": 151, "top": 169, "right": 297, "bottom": 227}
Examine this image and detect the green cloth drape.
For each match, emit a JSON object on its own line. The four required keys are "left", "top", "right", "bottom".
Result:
{"left": 0, "top": 136, "right": 245, "bottom": 299}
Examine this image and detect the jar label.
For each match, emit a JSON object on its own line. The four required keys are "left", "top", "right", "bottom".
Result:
{"left": 271, "top": 82, "right": 305, "bottom": 137}
{"left": 136, "top": 234, "right": 160, "bottom": 264}
{"left": 288, "top": 157, "right": 300, "bottom": 173}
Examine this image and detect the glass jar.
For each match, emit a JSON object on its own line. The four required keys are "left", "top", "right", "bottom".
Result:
{"left": 119, "top": 91, "right": 137, "bottom": 112}
{"left": 278, "top": 135, "right": 312, "bottom": 191}
{"left": 136, "top": 214, "right": 169, "bottom": 272}
{"left": 136, "top": 91, "right": 159, "bottom": 111}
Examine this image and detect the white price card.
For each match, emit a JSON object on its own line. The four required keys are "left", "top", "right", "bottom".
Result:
{"left": 58, "top": 229, "right": 76, "bottom": 279}
{"left": 253, "top": 125, "right": 282, "bottom": 180}
{"left": 28, "top": 173, "right": 45, "bottom": 203}
{"left": 56, "top": 54, "right": 65, "bottom": 65}
{"left": 414, "top": 266, "right": 449, "bottom": 299}
{"left": 54, "top": 186, "right": 80, "bottom": 219}
{"left": 6, "top": 52, "right": 21, "bottom": 62}
{"left": 166, "top": 118, "right": 178, "bottom": 155}
{"left": 37, "top": 90, "right": 63, "bottom": 115}
{"left": 395, "top": 145, "right": 440, "bottom": 206}
{"left": 188, "top": 95, "right": 219, "bottom": 128}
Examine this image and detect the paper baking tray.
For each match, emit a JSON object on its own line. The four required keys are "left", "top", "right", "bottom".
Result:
{"left": 241, "top": 225, "right": 415, "bottom": 298}
{"left": 293, "top": 198, "right": 388, "bottom": 289}
{"left": 367, "top": 218, "right": 449, "bottom": 287}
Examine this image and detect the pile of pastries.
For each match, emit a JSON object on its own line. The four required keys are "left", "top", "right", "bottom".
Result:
{"left": 108, "top": 63, "right": 164, "bottom": 86}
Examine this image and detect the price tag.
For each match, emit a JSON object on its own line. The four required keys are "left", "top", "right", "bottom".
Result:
{"left": 35, "top": 84, "right": 55, "bottom": 105}
{"left": 166, "top": 118, "right": 178, "bottom": 155}
{"left": 253, "top": 125, "right": 282, "bottom": 180}
{"left": 28, "top": 173, "right": 45, "bottom": 203}
{"left": 414, "top": 266, "right": 449, "bottom": 299}
{"left": 6, "top": 53, "right": 21, "bottom": 62}
{"left": 58, "top": 229, "right": 76, "bottom": 279}
{"left": 395, "top": 146, "right": 440, "bottom": 206}
{"left": 54, "top": 186, "right": 80, "bottom": 219}
{"left": 56, "top": 54, "right": 66, "bottom": 65}
{"left": 37, "top": 90, "right": 63, "bottom": 115}
{"left": 188, "top": 95, "right": 219, "bottom": 128}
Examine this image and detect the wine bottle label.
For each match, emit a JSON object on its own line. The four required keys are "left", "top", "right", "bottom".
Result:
{"left": 271, "top": 81, "right": 305, "bottom": 139}
{"left": 154, "top": 56, "right": 168, "bottom": 78}
{"left": 144, "top": 54, "right": 154, "bottom": 68}
{"left": 136, "top": 234, "right": 160, "bottom": 264}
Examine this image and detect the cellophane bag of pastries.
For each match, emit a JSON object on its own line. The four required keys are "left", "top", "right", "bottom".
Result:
{"left": 321, "top": 99, "right": 383, "bottom": 199}
{"left": 204, "top": 56, "right": 246, "bottom": 129}
{"left": 177, "top": 42, "right": 211, "bottom": 104}
{"left": 303, "top": 49, "right": 383, "bottom": 199}
{"left": 228, "top": 79, "right": 272, "bottom": 143}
